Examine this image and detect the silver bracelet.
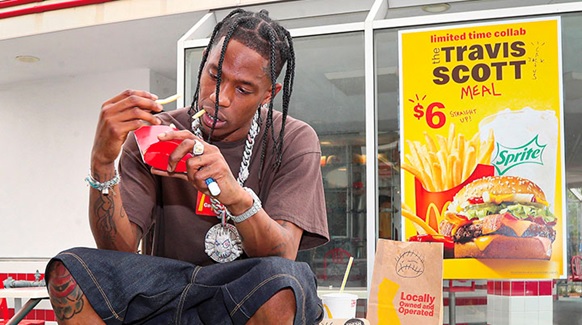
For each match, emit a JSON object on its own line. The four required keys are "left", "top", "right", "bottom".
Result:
{"left": 85, "top": 170, "right": 120, "bottom": 195}
{"left": 227, "top": 187, "right": 262, "bottom": 223}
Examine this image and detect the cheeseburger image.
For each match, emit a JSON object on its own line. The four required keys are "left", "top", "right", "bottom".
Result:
{"left": 440, "top": 175, "right": 556, "bottom": 259}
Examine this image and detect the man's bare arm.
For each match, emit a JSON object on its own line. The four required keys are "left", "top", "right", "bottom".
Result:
{"left": 88, "top": 166, "right": 142, "bottom": 252}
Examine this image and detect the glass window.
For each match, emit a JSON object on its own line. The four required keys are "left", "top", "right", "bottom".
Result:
{"left": 292, "top": 32, "right": 368, "bottom": 289}
{"left": 375, "top": 29, "right": 401, "bottom": 241}
{"left": 184, "top": 48, "right": 204, "bottom": 109}
{"left": 562, "top": 13, "right": 582, "bottom": 303}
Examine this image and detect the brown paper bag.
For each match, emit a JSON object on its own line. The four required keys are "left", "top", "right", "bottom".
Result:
{"left": 367, "top": 239, "right": 443, "bottom": 325}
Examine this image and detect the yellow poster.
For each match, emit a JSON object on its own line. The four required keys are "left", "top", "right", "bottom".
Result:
{"left": 399, "top": 17, "right": 565, "bottom": 279}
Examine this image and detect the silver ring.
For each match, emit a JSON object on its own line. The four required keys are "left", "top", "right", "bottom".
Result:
{"left": 193, "top": 140, "right": 204, "bottom": 156}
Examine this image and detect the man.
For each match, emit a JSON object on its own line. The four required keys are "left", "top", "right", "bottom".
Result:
{"left": 45, "top": 9, "right": 329, "bottom": 325}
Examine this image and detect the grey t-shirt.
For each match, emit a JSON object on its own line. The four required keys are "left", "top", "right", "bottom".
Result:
{"left": 120, "top": 107, "right": 329, "bottom": 265}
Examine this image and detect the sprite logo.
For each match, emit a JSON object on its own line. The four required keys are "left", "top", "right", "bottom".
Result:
{"left": 491, "top": 135, "right": 546, "bottom": 175}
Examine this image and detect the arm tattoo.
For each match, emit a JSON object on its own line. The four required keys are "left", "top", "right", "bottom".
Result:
{"left": 93, "top": 193, "right": 118, "bottom": 243}
{"left": 270, "top": 221, "right": 291, "bottom": 256}
{"left": 47, "top": 262, "right": 85, "bottom": 321}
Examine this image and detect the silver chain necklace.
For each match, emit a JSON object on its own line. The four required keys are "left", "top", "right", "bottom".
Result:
{"left": 192, "top": 108, "right": 260, "bottom": 263}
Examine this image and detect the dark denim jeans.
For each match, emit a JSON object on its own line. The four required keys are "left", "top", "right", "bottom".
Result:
{"left": 46, "top": 247, "right": 323, "bottom": 325}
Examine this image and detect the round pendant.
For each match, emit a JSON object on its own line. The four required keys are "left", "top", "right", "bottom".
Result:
{"left": 204, "top": 223, "right": 243, "bottom": 263}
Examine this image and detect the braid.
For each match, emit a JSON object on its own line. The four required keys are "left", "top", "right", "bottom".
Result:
{"left": 187, "top": 27, "right": 215, "bottom": 118}
{"left": 276, "top": 28, "right": 296, "bottom": 168}
{"left": 188, "top": 9, "right": 296, "bottom": 171}
{"left": 208, "top": 15, "right": 245, "bottom": 142}
{"left": 258, "top": 26, "right": 279, "bottom": 174}
{"left": 187, "top": 9, "right": 245, "bottom": 119}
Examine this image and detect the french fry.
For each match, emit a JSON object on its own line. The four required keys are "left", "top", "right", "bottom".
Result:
{"left": 457, "top": 134, "right": 465, "bottom": 163}
{"left": 155, "top": 94, "right": 181, "bottom": 105}
{"left": 479, "top": 129, "right": 495, "bottom": 164}
{"left": 401, "top": 164, "right": 430, "bottom": 190}
{"left": 436, "top": 151, "right": 447, "bottom": 191}
{"left": 415, "top": 143, "right": 435, "bottom": 191}
{"left": 462, "top": 146, "right": 476, "bottom": 180}
{"left": 404, "top": 142, "right": 425, "bottom": 184}
{"left": 447, "top": 155, "right": 455, "bottom": 188}
{"left": 406, "top": 140, "right": 420, "bottom": 164}
{"left": 424, "top": 131, "right": 438, "bottom": 153}
{"left": 402, "top": 208, "right": 438, "bottom": 235}
{"left": 428, "top": 153, "right": 442, "bottom": 190}
{"left": 412, "top": 141, "right": 428, "bottom": 171}
{"left": 452, "top": 155, "right": 461, "bottom": 187}
{"left": 423, "top": 167, "right": 435, "bottom": 191}
{"left": 446, "top": 123, "right": 456, "bottom": 153}
{"left": 469, "top": 132, "right": 481, "bottom": 156}
{"left": 404, "top": 153, "right": 417, "bottom": 166}
{"left": 192, "top": 109, "right": 206, "bottom": 120}
{"left": 436, "top": 135, "right": 448, "bottom": 156}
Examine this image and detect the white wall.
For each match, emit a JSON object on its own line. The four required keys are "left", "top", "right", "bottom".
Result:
{"left": 0, "top": 68, "right": 173, "bottom": 259}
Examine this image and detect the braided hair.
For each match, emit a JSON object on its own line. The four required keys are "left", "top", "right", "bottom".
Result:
{"left": 187, "top": 9, "right": 295, "bottom": 172}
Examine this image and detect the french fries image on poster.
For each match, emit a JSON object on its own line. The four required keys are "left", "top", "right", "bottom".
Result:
{"left": 401, "top": 123, "right": 494, "bottom": 193}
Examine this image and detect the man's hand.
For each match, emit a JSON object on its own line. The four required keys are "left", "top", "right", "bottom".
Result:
{"left": 91, "top": 90, "right": 163, "bottom": 169}
{"left": 150, "top": 131, "right": 245, "bottom": 206}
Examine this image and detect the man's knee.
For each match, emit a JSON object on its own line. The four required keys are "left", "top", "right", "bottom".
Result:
{"left": 266, "top": 288, "right": 296, "bottom": 310}
{"left": 46, "top": 260, "right": 87, "bottom": 322}
{"left": 249, "top": 288, "right": 296, "bottom": 325}
{"left": 46, "top": 260, "right": 79, "bottom": 298}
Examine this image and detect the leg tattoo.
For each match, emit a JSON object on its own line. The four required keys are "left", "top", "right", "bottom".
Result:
{"left": 47, "top": 262, "right": 85, "bottom": 321}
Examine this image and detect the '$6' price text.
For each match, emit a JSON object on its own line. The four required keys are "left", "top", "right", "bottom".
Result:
{"left": 412, "top": 101, "right": 446, "bottom": 129}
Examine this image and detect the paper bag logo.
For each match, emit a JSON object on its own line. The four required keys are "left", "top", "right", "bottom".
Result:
{"left": 395, "top": 251, "right": 425, "bottom": 278}
{"left": 492, "top": 135, "right": 546, "bottom": 175}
